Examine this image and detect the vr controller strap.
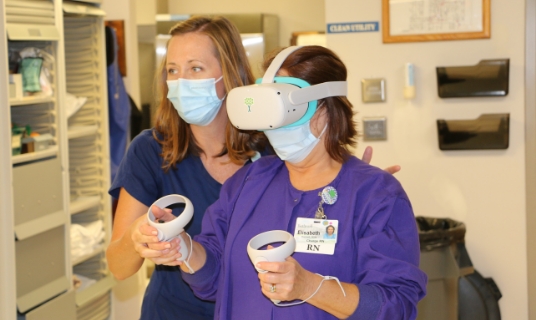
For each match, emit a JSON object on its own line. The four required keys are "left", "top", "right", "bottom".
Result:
{"left": 178, "top": 232, "right": 195, "bottom": 274}
{"left": 274, "top": 273, "right": 346, "bottom": 307}
{"left": 262, "top": 46, "right": 302, "bottom": 83}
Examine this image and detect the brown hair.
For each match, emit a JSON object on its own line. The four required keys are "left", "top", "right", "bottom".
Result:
{"left": 153, "top": 15, "right": 268, "bottom": 170}
{"left": 245, "top": 45, "right": 358, "bottom": 163}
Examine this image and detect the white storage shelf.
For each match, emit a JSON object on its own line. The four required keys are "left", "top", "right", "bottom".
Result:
{"left": 64, "top": 10, "right": 113, "bottom": 318}
{"left": 9, "top": 96, "right": 55, "bottom": 106}
{"left": 72, "top": 243, "right": 105, "bottom": 266}
{"left": 6, "top": 10, "right": 68, "bottom": 313}
{"left": 0, "top": 0, "right": 113, "bottom": 319}
{"left": 12, "top": 146, "right": 59, "bottom": 165}
{"left": 70, "top": 195, "right": 101, "bottom": 215}
{"left": 68, "top": 125, "right": 99, "bottom": 139}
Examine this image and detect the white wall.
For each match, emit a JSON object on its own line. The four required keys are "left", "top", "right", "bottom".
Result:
{"left": 326, "top": 1, "right": 528, "bottom": 319}
{"left": 167, "top": 0, "right": 325, "bottom": 48}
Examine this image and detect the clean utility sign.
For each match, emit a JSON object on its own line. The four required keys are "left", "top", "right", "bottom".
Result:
{"left": 327, "top": 22, "right": 379, "bottom": 34}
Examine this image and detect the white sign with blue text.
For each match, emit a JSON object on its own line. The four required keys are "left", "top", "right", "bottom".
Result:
{"left": 327, "top": 22, "right": 379, "bottom": 34}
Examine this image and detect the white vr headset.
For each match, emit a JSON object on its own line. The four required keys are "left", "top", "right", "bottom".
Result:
{"left": 227, "top": 46, "right": 348, "bottom": 130}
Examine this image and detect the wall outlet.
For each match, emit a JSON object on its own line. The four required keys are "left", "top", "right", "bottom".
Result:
{"left": 363, "top": 117, "right": 387, "bottom": 140}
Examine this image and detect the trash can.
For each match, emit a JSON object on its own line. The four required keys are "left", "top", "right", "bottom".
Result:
{"left": 416, "top": 216, "right": 502, "bottom": 320}
{"left": 416, "top": 216, "right": 474, "bottom": 320}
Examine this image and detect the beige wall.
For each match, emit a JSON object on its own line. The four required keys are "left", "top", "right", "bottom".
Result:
{"left": 327, "top": 0, "right": 530, "bottom": 319}
{"left": 167, "top": 0, "right": 325, "bottom": 48}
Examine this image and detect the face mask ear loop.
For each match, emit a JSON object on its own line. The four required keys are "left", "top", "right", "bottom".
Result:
{"left": 311, "top": 103, "right": 328, "bottom": 139}
{"left": 317, "top": 124, "right": 328, "bottom": 139}
{"left": 215, "top": 76, "right": 226, "bottom": 101}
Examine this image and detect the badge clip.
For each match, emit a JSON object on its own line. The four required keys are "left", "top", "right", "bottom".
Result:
{"left": 314, "top": 186, "right": 338, "bottom": 219}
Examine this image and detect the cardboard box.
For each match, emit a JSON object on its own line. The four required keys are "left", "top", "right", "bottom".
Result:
{"left": 9, "top": 74, "right": 23, "bottom": 100}
{"left": 22, "top": 134, "right": 53, "bottom": 153}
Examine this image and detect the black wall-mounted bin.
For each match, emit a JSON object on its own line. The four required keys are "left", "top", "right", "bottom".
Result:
{"left": 436, "top": 59, "right": 509, "bottom": 98}
{"left": 437, "top": 113, "right": 509, "bottom": 150}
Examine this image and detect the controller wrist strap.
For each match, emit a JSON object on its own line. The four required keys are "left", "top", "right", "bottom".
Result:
{"left": 181, "top": 233, "right": 195, "bottom": 274}
{"left": 274, "top": 273, "right": 346, "bottom": 307}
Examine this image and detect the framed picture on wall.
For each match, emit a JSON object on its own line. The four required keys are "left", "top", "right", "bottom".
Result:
{"left": 382, "top": 0, "right": 490, "bottom": 43}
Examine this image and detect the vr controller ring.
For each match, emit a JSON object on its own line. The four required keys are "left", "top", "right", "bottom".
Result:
{"left": 247, "top": 230, "right": 296, "bottom": 273}
{"left": 146, "top": 194, "right": 194, "bottom": 242}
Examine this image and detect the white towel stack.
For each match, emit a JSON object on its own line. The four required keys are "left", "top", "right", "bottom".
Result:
{"left": 70, "top": 220, "right": 105, "bottom": 261}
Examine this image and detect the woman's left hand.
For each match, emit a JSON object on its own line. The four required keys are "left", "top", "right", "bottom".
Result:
{"left": 361, "top": 146, "right": 401, "bottom": 174}
{"left": 256, "top": 255, "right": 318, "bottom": 302}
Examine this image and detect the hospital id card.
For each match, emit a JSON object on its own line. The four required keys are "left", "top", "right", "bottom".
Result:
{"left": 294, "top": 218, "right": 338, "bottom": 255}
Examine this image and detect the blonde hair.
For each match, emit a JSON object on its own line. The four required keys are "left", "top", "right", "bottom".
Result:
{"left": 153, "top": 15, "right": 268, "bottom": 170}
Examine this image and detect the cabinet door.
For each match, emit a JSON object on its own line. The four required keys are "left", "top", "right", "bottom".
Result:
{"left": 13, "top": 157, "right": 65, "bottom": 240}
{"left": 24, "top": 291, "right": 77, "bottom": 320}
{"left": 16, "top": 226, "right": 70, "bottom": 313}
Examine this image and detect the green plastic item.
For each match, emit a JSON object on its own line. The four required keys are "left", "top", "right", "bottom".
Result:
{"left": 20, "top": 57, "right": 43, "bottom": 92}
{"left": 11, "top": 126, "right": 26, "bottom": 155}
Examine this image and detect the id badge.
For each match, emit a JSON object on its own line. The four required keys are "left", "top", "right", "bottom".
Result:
{"left": 294, "top": 218, "right": 338, "bottom": 255}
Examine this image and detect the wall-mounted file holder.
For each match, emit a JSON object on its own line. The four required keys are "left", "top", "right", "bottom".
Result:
{"left": 437, "top": 113, "right": 509, "bottom": 150}
{"left": 436, "top": 59, "right": 509, "bottom": 98}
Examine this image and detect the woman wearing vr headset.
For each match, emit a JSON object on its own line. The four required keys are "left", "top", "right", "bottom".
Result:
{"left": 106, "top": 14, "right": 399, "bottom": 319}
{"left": 168, "top": 45, "right": 426, "bottom": 319}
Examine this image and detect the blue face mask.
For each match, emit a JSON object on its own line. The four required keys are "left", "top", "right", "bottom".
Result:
{"left": 167, "top": 76, "right": 224, "bottom": 126}
{"left": 264, "top": 120, "right": 327, "bottom": 164}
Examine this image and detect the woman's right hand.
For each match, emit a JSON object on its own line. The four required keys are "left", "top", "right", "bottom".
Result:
{"left": 107, "top": 188, "right": 186, "bottom": 279}
{"left": 141, "top": 205, "right": 185, "bottom": 266}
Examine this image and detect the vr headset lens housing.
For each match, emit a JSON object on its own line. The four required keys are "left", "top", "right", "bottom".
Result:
{"left": 227, "top": 77, "right": 315, "bottom": 130}
{"left": 226, "top": 46, "right": 347, "bottom": 131}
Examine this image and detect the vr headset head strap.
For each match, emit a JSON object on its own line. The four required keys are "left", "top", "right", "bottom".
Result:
{"left": 261, "top": 46, "right": 302, "bottom": 84}
{"left": 262, "top": 46, "right": 347, "bottom": 106}
{"left": 289, "top": 81, "right": 347, "bottom": 106}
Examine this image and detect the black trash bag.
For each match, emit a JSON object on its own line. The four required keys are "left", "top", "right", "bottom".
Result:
{"left": 416, "top": 216, "right": 466, "bottom": 251}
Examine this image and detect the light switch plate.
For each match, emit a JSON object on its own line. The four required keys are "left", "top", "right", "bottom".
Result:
{"left": 363, "top": 117, "right": 387, "bottom": 141}
{"left": 361, "top": 78, "right": 386, "bottom": 103}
